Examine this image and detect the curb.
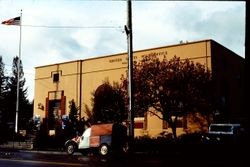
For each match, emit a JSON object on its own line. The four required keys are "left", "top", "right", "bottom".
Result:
{"left": 19, "top": 150, "right": 68, "bottom": 155}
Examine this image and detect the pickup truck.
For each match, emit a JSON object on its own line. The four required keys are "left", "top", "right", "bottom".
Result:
{"left": 202, "top": 123, "right": 242, "bottom": 144}
{"left": 65, "top": 123, "right": 128, "bottom": 156}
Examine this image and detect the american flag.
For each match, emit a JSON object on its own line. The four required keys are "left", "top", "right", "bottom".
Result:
{"left": 1, "top": 16, "right": 20, "bottom": 26}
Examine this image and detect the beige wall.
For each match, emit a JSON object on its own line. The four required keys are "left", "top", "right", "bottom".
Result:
{"left": 34, "top": 40, "right": 214, "bottom": 137}
{"left": 81, "top": 53, "right": 128, "bottom": 114}
{"left": 34, "top": 61, "right": 81, "bottom": 119}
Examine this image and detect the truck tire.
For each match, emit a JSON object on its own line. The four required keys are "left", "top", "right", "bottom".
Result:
{"left": 66, "top": 142, "right": 75, "bottom": 155}
{"left": 99, "top": 144, "right": 109, "bottom": 156}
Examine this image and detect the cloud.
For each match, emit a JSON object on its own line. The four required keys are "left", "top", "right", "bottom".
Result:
{"left": 197, "top": 5, "right": 245, "bottom": 56}
{"left": 167, "top": 2, "right": 245, "bottom": 56}
{"left": 132, "top": 1, "right": 245, "bottom": 57}
{"left": 0, "top": 0, "right": 245, "bottom": 101}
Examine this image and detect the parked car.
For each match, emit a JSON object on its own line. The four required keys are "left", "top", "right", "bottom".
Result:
{"left": 65, "top": 123, "right": 128, "bottom": 156}
{"left": 202, "top": 123, "right": 243, "bottom": 144}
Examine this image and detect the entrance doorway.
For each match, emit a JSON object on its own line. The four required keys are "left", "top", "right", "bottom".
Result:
{"left": 45, "top": 91, "right": 66, "bottom": 130}
{"left": 48, "top": 99, "right": 61, "bottom": 129}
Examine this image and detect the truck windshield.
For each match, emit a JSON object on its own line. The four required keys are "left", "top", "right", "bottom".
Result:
{"left": 210, "top": 125, "right": 232, "bottom": 133}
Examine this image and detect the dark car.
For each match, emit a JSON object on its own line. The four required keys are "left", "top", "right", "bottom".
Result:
{"left": 202, "top": 123, "right": 243, "bottom": 144}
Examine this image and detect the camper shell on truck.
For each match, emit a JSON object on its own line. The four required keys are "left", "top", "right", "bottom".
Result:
{"left": 65, "top": 123, "right": 128, "bottom": 156}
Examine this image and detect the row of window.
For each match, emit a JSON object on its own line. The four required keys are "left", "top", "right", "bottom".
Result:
{"left": 134, "top": 117, "right": 185, "bottom": 129}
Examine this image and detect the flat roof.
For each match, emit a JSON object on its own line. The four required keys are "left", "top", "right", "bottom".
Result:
{"left": 35, "top": 39, "right": 216, "bottom": 69}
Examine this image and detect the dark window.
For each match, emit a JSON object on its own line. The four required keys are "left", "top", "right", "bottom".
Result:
{"left": 176, "top": 117, "right": 183, "bottom": 128}
{"left": 163, "top": 120, "right": 168, "bottom": 129}
{"left": 134, "top": 122, "right": 144, "bottom": 129}
{"left": 53, "top": 73, "right": 59, "bottom": 82}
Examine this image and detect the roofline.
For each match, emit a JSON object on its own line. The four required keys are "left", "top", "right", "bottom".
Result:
{"left": 35, "top": 39, "right": 216, "bottom": 69}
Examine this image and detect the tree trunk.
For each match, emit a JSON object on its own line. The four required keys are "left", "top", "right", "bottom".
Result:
{"left": 168, "top": 117, "right": 177, "bottom": 139}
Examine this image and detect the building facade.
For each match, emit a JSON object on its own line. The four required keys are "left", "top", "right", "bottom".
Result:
{"left": 33, "top": 39, "right": 245, "bottom": 137}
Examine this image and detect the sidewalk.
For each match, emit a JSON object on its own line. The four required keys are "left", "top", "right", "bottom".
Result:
{"left": 0, "top": 141, "right": 81, "bottom": 155}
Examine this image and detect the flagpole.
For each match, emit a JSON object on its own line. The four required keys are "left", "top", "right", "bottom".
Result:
{"left": 15, "top": 9, "right": 22, "bottom": 133}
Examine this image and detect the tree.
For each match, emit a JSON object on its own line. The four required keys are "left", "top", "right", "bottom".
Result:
{"left": 92, "top": 81, "right": 127, "bottom": 124}
{"left": 0, "top": 55, "right": 8, "bottom": 143}
{"left": 120, "top": 55, "right": 213, "bottom": 139}
{"left": 69, "top": 99, "right": 78, "bottom": 124}
{"left": 0, "top": 55, "right": 6, "bottom": 113}
{"left": 0, "top": 56, "right": 5, "bottom": 96}
{"left": 4, "top": 56, "right": 32, "bottom": 130}
{"left": 67, "top": 99, "right": 89, "bottom": 136}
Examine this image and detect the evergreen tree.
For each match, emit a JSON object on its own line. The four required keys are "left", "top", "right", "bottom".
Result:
{"left": 0, "top": 55, "right": 6, "bottom": 111}
{"left": 0, "top": 56, "right": 9, "bottom": 124}
{"left": 0, "top": 56, "right": 10, "bottom": 142}
{"left": 68, "top": 99, "right": 80, "bottom": 136}
{"left": 65, "top": 100, "right": 90, "bottom": 138}
{"left": 5, "top": 56, "right": 32, "bottom": 131}
{"left": 0, "top": 56, "right": 4, "bottom": 96}
{"left": 69, "top": 99, "right": 78, "bottom": 125}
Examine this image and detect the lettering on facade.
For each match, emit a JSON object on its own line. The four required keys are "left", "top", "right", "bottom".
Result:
{"left": 109, "top": 58, "right": 122, "bottom": 63}
{"left": 142, "top": 51, "right": 168, "bottom": 59}
{"left": 108, "top": 51, "right": 168, "bottom": 64}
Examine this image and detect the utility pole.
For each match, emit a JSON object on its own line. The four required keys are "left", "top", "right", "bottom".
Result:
{"left": 126, "top": 0, "right": 134, "bottom": 148}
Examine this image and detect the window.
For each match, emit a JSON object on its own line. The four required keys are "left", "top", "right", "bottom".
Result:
{"left": 134, "top": 117, "right": 144, "bottom": 129}
{"left": 53, "top": 73, "right": 59, "bottom": 82}
{"left": 176, "top": 117, "right": 183, "bottom": 128}
{"left": 134, "top": 122, "right": 144, "bottom": 129}
{"left": 163, "top": 120, "right": 168, "bottom": 129}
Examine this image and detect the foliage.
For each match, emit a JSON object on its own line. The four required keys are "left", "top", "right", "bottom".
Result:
{"left": 0, "top": 56, "right": 8, "bottom": 116}
{"left": 92, "top": 81, "right": 127, "bottom": 124}
{"left": 68, "top": 99, "right": 79, "bottom": 136}
{"left": 0, "top": 56, "right": 32, "bottom": 132}
{"left": 67, "top": 100, "right": 89, "bottom": 136}
{"left": 120, "top": 55, "right": 213, "bottom": 139}
{"left": 133, "top": 135, "right": 175, "bottom": 153}
{"left": 69, "top": 99, "right": 78, "bottom": 124}
{"left": 0, "top": 56, "right": 6, "bottom": 97}
{"left": 84, "top": 104, "right": 94, "bottom": 125}
{"left": 0, "top": 56, "right": 8, "bottom": 143}
{"left": 0, "top": 56, "right": 6, "bottom": 117}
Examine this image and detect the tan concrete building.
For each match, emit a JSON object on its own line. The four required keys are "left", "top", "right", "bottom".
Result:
{"left": 34, "top": 39, "right": 245, "bottom": 137}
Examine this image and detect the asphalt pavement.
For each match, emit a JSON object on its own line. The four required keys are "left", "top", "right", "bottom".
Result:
{"left": 0, "top": 142, "right": 249, "bottom": 167}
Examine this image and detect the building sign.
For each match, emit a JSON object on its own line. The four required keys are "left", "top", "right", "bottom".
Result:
{"left": 108, "top": 50, "right": 168, "bottom": 64}
{"left": 141, "top": 51, "right": 168, "bottom": 59}
{"left": 109, "top": 58, "right": 122, "bottom": 63}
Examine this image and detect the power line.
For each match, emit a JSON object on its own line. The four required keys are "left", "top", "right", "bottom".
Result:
{"left": 33, "top": 0, "right": 190, "bottom": 1}
{"left": 22, "top": 24, "right": 123, "bottom": 29}
{"left": 25, "top": 0, "right": 165, "bottom": 1}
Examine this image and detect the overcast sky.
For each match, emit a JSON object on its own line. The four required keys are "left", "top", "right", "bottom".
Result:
{"left": 0, "top": 0, "right": 246, "bottom": 101}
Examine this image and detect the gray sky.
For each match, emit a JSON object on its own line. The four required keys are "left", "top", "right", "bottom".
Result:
{"left": 0, "top": 0, "right": 246, "bottom": 101}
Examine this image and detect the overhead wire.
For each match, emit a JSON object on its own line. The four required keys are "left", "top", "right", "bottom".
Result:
{"left": 22, "top": 24, "right": 123, "bottom": 29}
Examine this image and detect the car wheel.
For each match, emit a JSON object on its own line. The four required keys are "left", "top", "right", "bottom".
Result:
{"left": 99, "top": 144, "right": 109, "bottom": 156}
{"left": 66, "top": 142, "right": 75, "bottom": 155}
